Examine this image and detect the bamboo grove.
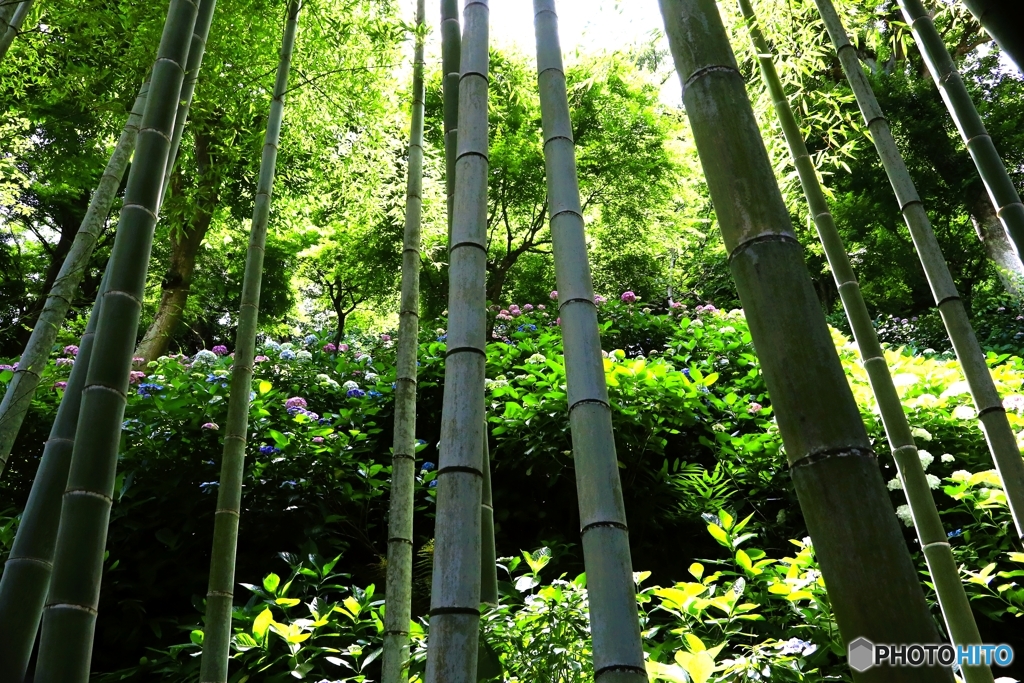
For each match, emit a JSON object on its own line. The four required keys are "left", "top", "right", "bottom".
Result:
{"left": 0, "top": 0, "right": 1023, "bottom": 680}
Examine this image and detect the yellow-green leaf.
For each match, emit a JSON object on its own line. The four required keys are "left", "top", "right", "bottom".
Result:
{"left": 683, "top": 633, "right": 706, "bottom": 652}
{"left": 275, "top": 597, "right": 300, "bottom": 607}
{"left": 258, "top": 380, "right": 272, "bottom": 395}
{"left": 706, "top": 523, "right": 729, "bottom": 546}
{"left": 252, "top": 608, "right": 273, "bottom": 643}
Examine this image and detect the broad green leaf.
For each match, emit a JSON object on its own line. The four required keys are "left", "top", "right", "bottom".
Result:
{"left": 263, "top": 573, "right": 281, "bottom": 595}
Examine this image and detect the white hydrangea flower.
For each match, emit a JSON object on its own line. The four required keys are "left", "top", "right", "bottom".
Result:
{"left": 941, "top": 453, "right": 955, "bottom": 463}
{"left": 917, "top": 450, "right": 934, "bottom": 470}
{"left": 720, "top": 326, "right": 735, "bottom": 334}
{"left": 911, "top": 427, "right": 932, "bottom": 441}
{"left": 295, "top": 350, "right": 313, "bottom": 363}
{"left": 951, "top": 470, "right": 973, "bottom": 483}
{"left": 364, "top": 372, "right": 378, "bottom": 382}
{"left": 887, "top": 477, "right": 903, "bottom": 491}
{"left": 193, "top": 349, "right": 217, "bottom": 365}
{"left": 895, "top": 504, "right": 914, "bottom": 527}
{"left": 952, "top": 405, "right": 976, "bottom": 420}
{"left": 691, "top": 319, "right": 704, "bottom": 327}
{"left": 263, "top": 340, "right": 281, "bottom": 352}
{"left": 343, "top": 380, "right": 359, "bottom": 391}
{"left": 926, "top": 474, "right": 941, "bottom": 490}
{"left": 526, "top": 353, "right": 546, "bottom": 364}
{"left": 279, "top": 342, "right": 295, "bottom": 351}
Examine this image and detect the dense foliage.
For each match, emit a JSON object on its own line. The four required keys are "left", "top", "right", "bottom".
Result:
{"left": 3, "top": 300, "right": 1024, "bottom": 679}
{"left": 3, "top": 0, "right": 1024, "bottom": 679}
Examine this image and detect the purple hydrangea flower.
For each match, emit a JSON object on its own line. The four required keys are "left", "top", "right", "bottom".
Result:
{"left": 549, "top": 290, "right": 558, "bottom": 300}
{"left": 129, "top": 371, "right": 146, "bottom": 384}
{"left": 54, "top": 381, "right": 68, "bottom": 390}
{"left": 212, "top": 345, "right": 229, "bottom": 356}
{"left": 620, "top": 291, "right": 637, "bottom": 304}
{"left": 323, "top": 343, "right": 337, "bottom": 353}
{"left": 285, "top": 397, "right": 307, "bottom": 410}
{"left": 202, "top": 422, "right": 219, "bottom": 430}
{"left": 312, "top": 436, "right": 325, "bottom": 444}
{"left": 64, "top": 345, "right": 79, "bottom": 356}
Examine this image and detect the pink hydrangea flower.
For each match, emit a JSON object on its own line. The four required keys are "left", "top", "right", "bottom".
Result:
{"left": 509, "top": 305, "right": 521, "bottom": 316}
{"left": 339, "top": 344, "right": 349, "bottom": 352}
{"left": 56, "top": 358, "right": 74, "bottom": 367}
{"left": 129, "top": 371, "right": 146, "bottom": 384}
{"left": 593, "top": 295, "right": 607, "bottom": 305}
{"left": 132, "top": 357, "right": 145, "bottom": 365}
{"left": 285, "top": 397, "right": 307, "bottom": 410}
{"left": 537, "top": 304, "right": 546, "bottom": 310}
{"left": 323, "top": 343, "right": 337, "bottom": 353}
{"left": 620, "top": 291, "right": 637, "bottom": 304}
{"left": 64, "top": 345, "right": 79, "bottom": 356}
{"left": 381, "top": 334, "right": 391, "bottom": 341}
{"left": 54, "top": 381, "right": 67, "bottom": 390}
{"left": 523, "top": 304, "right": 534, "bottom": 311}
{"left": 202, "top": 422, "right": 219, "bottom": 430}
{"left": 747, "top": 402, "right": 763, "bottom": 415}
{"left": 212, "top": 345, "right": 229, "bottom": 356}
{"left": 549, "top": 290, "right": 558, "bottom": 300}
{"left": 312, "top": 436, "right": 325, "bottom": 444}
{"left": 255, "top": 355, "right": 269, "bottom": 363}
{"left": 556, "top": 317, "right": 561, "bottom": 326}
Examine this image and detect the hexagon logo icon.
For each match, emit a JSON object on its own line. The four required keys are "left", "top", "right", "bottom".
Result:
{"left": 848, "top": 637, "right": 875, "bottom": 672}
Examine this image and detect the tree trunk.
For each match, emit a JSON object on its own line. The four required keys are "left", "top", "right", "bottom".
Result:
{"left": 960, "top": 0, "right": 1024, "bottom": 74}
{"left": 535, "top": 2, "right": 647, "bottom": 680}
{"left": 816, "top": 0, "right": 1024, "bottom": 537}
{"left": 198, "top": 3, "right": 298, "bottom": 679}
{"left": 969, "top": 183, "right": 1024, "bottom": 299}
{"left": 35, "top": 0, "right": 200, "bottom": 677}
{"left": 738, "top": 2, "right": 993, "bottom": 681}
{"left": 660, "top": 2, "right": 953, "bottom": 682}
{"left": 0, "top": 0, "right": 32, "bottom": 63}
{"left": 136, "top": 130, "right": 221, "bottom": 362}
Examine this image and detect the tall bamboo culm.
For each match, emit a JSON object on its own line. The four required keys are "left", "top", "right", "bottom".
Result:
{"left": 34, "top": 1, "right": 201, "bottom": 678}
{"left": 198, "top": 3, "right": 300, "bottom": 681}
{"left": 0, "top": 0, "right": 32, "bottom": 61}
{"left": 959, "top": 0, "right": 1024, "bottom": 73}
{"left": 659, "top": 2, "right": 952, "bottom": 680}
{"left": 0, "top": 82, "right": 149, "bottom": 473}
{"left": 159, "top": 0, "right": 217, "bottom": 214}
{"left": 736, "top": 2, "right": 990, "bottom": 680}
{"left": 424, "top": 1, "right": 488, "bottom": 681}
{"left": 381, "top": 2, "right": 425, "bottom": 681}
{"left": 438, "top": 0, "right": 498, "bottom": 612}
{"left": 533, "top": 2, "right": 646, "bottom": 681}
{"left": 440, "top": 0, "right": 460, "bottom": 240}
{"left": 0, "top": 267, "right": 111, "bottom": 683}
{"left": 815, "top": 0, "right": 1024, "bottom": 538}
{"left": 898, "top": 0, "right": 1024, "bottom": 263}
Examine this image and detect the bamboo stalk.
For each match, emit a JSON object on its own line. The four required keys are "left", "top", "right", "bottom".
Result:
{"left": 0, "top": 81, "right": 149, "bottom": 473}
{"left": 959, "top": 0, "right": 1024, "bottom": 73}
{"left": 815, "top": 0, "right": 1024, "bottom": 538}
{"left": 161, "top": 0, "right": 218, "bottom": 207}
{"left": 533, "top": 2, "right": 646, "bottom": 681}
{"left": 898, "top": 0, "right": 1024, "bottom": 266}
{"left": 381, "top": 2, "right": 425, "bottom": 681}
{"left": 33, "top": 1, "right": 201, "bottom": 678}
{"left": 441, "top": 0, "right": 460, "bottom": 242}
{"left": 0, "top": 0, "right": 32, "bottom": 61}
{"left": 424, "top": 1, "right": 489, "bottom": 681}
{"left": 479, "top": 429, "right": 497, "bottom": 606}
{"left": 659, "top": 1, "right": 952, "bottom": 680}
{"left": 197, "top": 3, "right": 300, "bottom": 681}
{"left": 736, "top": 2, "right": 991, "bottom": 680}
{"left": 0, "top": 267, "right": 110, "bottom": 683}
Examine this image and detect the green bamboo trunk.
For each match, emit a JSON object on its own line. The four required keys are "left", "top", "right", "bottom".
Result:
{"left": 161, "top": 0, "right": 217, "bottom": 207}
{"left": 898, "top": 0, "right": 1024, "bottom": 266}
{"left": 381, "top": 2, "right": 425, "bottom": 681}
{"left": 425, "top": 1, "right": 489, "bottom": 681}
{"left": 815, "top": 0, "right": 1024, "bottom": 538}
{"left": 198, "top": 3, "right": 299, "bottom": 681}
{"left": 0, "top": 0, "right": 32, "bottom": 61}
{"left": 659, "top": 2, "right": 952, "bottom": 681}
{"left": 441, "top": 0, "right": 460, "bottom": 241}
{"left": 960, "top": 0, "right": 1024, "bottom": 73}
{"left": 0, "top": 82, "right": 150, "bottom": 473}
{"left": 533, "top": 3, "right": 646, "bottom": 681}
{"left": 736, "top": 2, "right": 990, "bottom": 680}
{"left": 438, "top": 0, "right": 498, "bottom": 614}
{"left": 34, "top": 1, "right": 201, "bottom": 678}
{"left": 0, "top": 267, "right": 110, "bottom": 683}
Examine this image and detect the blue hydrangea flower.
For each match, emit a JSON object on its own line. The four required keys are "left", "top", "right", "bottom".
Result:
{"left": 137, "top": 383, "right": 164, "bottom": 398}
{"left": 259, "top": 445, "right": 281, "bottom": 455}
{"left": 421, "top": 462, "right": 436, "bottom": 472}
{"left": 280, "top": 349, "right": 296, "bottom": 361}
{"left": 347, "top": 388, "right": 366, "bottom": 398}
{"left": 947, "top": 528, "right": 963, "bottom": 538}
{"left": 428, "top": 480, "right": 437, "bottom": 488}
{"left": 206, "top": 374, "right": 219, "bottom": 383}
{"left": 368, "top": 390, "right": 382, "bottom": 398}
{"left": 286, "top": 406, "right": 306, "bottom": 416}
{"left": 304, "top": 334, "right": 318, "bottom": 345}
{"left": 193, "top": 349, "right": 218, "bottom": 366}
{"left": 318, "top": 417, "right": 332, "bottom": 425}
